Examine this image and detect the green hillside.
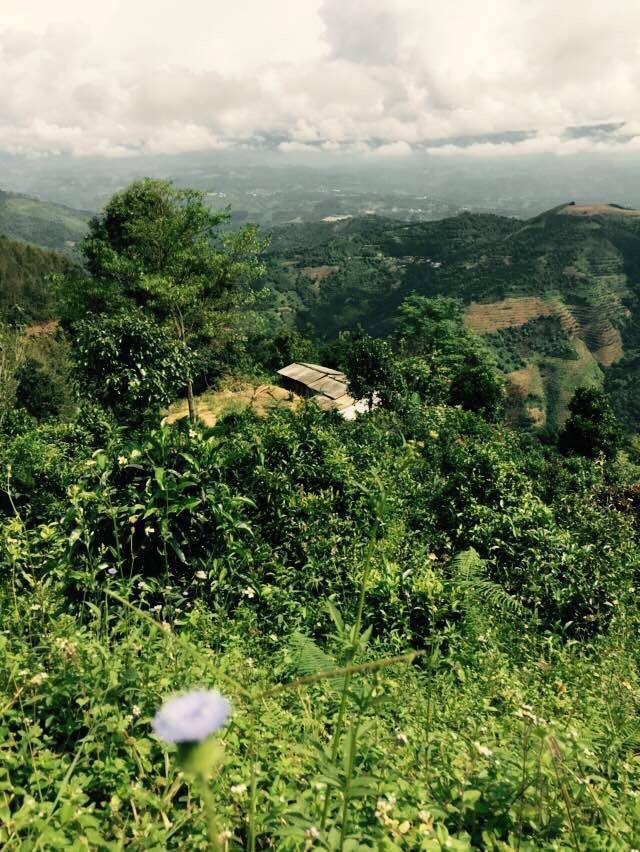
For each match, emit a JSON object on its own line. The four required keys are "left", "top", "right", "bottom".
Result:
{"left": 0, "top": 233, "right": 71, "bottom": 322}
{"left": 0, "top": 189, "right": 89, "bottom": 253}
{"left": 2, "top": 180, "right": 640, "bottom": 851}
{"left": 261, "top": 204, "right": 640, "bottom": 428}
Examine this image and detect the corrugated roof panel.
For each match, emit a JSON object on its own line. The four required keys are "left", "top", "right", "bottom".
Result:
{"left": 301, "top": 362, "right": 345, "bottom": 378}
{"left": 309, "top": 375, "right": 349, "bottom": 400}
{"left": 277, "top": 363, "right": 326, "bottom": 385}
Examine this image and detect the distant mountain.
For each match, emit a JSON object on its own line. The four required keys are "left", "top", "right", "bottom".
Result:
{"left": 0, "top": 190, "right": 89, "bottom": 254}
{"left": 0, "top": 233, "right": 71, "bottom": 323}
{"left": 261, "top": 203, "right": 640, "bottom": 429}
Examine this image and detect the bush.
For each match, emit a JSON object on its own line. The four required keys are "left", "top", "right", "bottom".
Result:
{"left": 14, "top": 356, "right": 64, "bottom": 420}
{"left": 71, "top": 310, "right": 190, "bottom": 421}
{"left": 559, "top": 386, "right": 623, "bottom": 459}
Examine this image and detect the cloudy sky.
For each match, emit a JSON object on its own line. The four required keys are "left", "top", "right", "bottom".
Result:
{"left": 1, "top": 0, "right": 639, "bottom": 158}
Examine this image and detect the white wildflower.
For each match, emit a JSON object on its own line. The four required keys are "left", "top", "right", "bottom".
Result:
{"left": 474, "top": 742, "right": 493, "bottom": 758}
{"left": 230, "top": 783, "right": 248, "bottom": 799}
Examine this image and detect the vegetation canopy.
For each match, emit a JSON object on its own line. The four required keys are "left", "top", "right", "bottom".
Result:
{"left": 0, "top": 181, "right": 639, "bottom": 850}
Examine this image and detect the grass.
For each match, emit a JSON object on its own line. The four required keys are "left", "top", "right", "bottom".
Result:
{"left": 164, "top": 382, "right": 300, "bottom": 427}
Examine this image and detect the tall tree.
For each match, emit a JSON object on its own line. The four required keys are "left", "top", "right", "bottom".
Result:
{"left": 344, "top": 335, "right": 399, "bottom": 411}
{"left": 80, "top": 179, "right": 267, "bottom": 422}
{"left": 559, "top": 386, "right": 623, "bottom": 459}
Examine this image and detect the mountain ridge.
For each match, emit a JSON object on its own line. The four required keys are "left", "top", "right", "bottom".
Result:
{"left": 0, "top": 189, "right": 90, "bottom": 253}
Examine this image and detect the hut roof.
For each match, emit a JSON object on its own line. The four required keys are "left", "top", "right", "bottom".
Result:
{"left": 277, "top": 361, "right": 358, "bottom": 415}
{"left": 277, "top": 362, "right": 380, "bottom": 418}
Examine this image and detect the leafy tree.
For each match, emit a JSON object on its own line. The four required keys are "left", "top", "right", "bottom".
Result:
{"left": 393, "top": 295, "right": 504, "bottom": 419}
{"left": 344, "top": 335, "right": 400, "bottom": 410}
{"left": 449, "top": 354, "right": 505, "bottom": 421}
{"left": 14, "top": 357, "right": 64, "bottom": 420}
{"left": 71, "top": 311, "right": 189, "bottom": 422}
{"left": 244, "top": 326, "right": 318, "bottom": 373}
{"left": 79, "top": 178, "right": 267, "bottom": 422}
{"left": 559, "top": 386, "right": 623, "bottom": 459}
{"left": 395, "top": 294, "right": 466, "bottom": 358}
{"left": 394, "top": 356, "right": 450, "bottom": 406}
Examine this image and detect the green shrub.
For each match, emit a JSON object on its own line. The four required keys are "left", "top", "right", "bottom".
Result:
{"left": 71, "top": 310, "right": 190, "bottom": 421}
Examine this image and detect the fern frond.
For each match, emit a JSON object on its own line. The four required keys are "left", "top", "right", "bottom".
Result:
{"left": 450, "top": 548, "right": 523, "bottom": 616}
{"left": 288, "top": 631, "right": 337, "bottom": 678}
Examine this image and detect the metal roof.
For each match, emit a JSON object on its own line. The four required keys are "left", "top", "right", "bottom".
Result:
{"left": 278, "top": 361, "right": 376, "bottom": 419}
{"left": 277, "top": 363, "right": 329, "bottom": 386}
{"left": 300, "top": 362, "right": 346, "bottom": 378}
{"left": 309, "top": 375, "right": 350, "bottom": 400}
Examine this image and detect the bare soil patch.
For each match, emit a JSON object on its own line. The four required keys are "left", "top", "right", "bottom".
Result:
{"left": 301, "top": 265, "right": 339, "bottom": 283}
{"left": 25, "top": 320, "right": 59, "bottom": 337}
{"left": 560, "top": 203, "right": 640, "bottom": 217}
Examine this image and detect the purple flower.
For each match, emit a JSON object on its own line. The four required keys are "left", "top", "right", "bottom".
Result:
{"left": 107, "top": 567, "right": 117, "bottom": 576}
{"left": 152, "top": 690, "right": 231, "bottom": 743}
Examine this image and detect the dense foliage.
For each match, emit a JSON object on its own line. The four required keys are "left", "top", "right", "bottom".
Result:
{"left": 1, "top": 183, "right": 639, "bottom": 850}
{"left": 486, "top": 317, "right": 578, "bottom": 373}
{"left": 0, "top": 233, "right": 70, "bottom": 323}
{"left": 71, "top": 311, "right": 190, "bottom": 421}
{"left": 559, "top": 386, "right": 624, "bottom": 460}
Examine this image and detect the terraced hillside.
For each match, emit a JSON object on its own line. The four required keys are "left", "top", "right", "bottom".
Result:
{"left": 0, "top": 189, "right": 89, "bottom": 253}
{"left": 262, "top": 203, "right": 640, "bottom": 427}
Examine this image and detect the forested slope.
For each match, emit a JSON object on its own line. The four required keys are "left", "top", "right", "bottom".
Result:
{"left": 0, "top": 189, "right": 89, "bottom": 253}
{"left": 260, "top": 204, "right": 640, "bottom": 428}
{"left": 0, "top": 233, "right": 71, "bottom": 322}
{"left": 1, "top": 179, "right": 640, "bottom": 849}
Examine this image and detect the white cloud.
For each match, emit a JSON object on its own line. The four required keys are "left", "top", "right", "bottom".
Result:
{"left": 0, "top": 0, "right": 639, "bottom": 157}
{"left": 427, "top": 132, "right": 640, "bottom": 158}
{"left": 372, "top": 140, "right": 412, "bottom": 157}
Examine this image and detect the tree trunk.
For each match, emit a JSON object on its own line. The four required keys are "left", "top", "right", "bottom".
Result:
{"left": 186, "top": 379, "right": 197, "bottom": 425}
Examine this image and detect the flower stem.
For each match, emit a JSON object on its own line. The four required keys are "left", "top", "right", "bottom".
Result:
{"left": 198, "top": 772, "right": 222, "bottom": 852}
{"left": 320, "top": 519, "right": 379, "bottom": 832}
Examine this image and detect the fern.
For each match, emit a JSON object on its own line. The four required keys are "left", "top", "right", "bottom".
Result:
{"left": 288, "top": 631, "right": 337, "bottom": 678}
{"left": 451, "top": 548, "right": 524, "bottom": 617}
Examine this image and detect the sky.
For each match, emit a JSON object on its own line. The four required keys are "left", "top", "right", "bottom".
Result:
{"left": 1, "top": 0, "right": 639, "bottom": 159}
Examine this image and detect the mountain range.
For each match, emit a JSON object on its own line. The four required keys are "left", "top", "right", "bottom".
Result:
{"left": 2, "top": 188, "right": 640, "bottom": 430}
